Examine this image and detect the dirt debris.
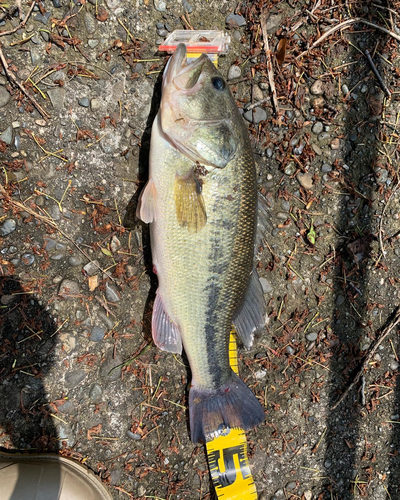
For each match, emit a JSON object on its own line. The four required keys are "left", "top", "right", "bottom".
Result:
{"left": 1, "top": 1, "right": 400, "bottom": 499}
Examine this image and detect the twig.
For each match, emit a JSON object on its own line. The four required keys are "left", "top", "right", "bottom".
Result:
{"left": 0, "top": 0, "right": 36, "bottom": 37}
{"left": 297, "top": 18, "right": 400, "bottom": 60}
{"left": 244, "top": 98, "right": 270, "bottom": 112}
{"left": 365, "top": 50, "right": 391, "bottom": 98}
{"left": 331, "top": 307, "right": 400, "bottom": 410}
{"left": 0, "top": 46, "right": 50, "bottom": 120}
{"left": 260, "top": 11, "right": 279, "bottom": 115}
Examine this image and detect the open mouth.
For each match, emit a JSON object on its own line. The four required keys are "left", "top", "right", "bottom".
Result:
{"left": 163, "top": 43, "right": 208, "bottom": 91}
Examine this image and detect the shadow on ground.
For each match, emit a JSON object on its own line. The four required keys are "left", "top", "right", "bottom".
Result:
{"left": 324, "top": 14, "right": 400, "bottom": 498}
{"left": 0, "top": 275, "right": 61, "bottom": 497}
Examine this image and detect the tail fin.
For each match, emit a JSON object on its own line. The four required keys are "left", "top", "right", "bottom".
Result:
{"left": 189, "top": 372, "right": 265, "bottom": 443}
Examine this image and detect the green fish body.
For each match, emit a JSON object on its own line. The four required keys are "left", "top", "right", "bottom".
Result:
{"left": 137, "top": 44, "right": 266, "bottom": 443}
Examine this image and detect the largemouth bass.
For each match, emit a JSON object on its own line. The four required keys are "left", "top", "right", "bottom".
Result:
{"left": 137, "top": 44, "right": 266, "bottom": 443}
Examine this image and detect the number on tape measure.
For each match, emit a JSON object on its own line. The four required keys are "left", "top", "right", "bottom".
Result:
{"left": 206, "top": 428, "right": 257, "bottom": 500}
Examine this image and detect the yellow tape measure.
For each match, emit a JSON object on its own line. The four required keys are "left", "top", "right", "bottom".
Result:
{"left": 205, "top": 332, "right": 257, "bottom": 500}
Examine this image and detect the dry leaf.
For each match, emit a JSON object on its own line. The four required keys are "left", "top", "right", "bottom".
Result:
{"left": 87, "top": 423, "right": 102, "bottom": 440}
{"left": 276, "top": 38, "right": 287, "bottom": 66}
{"left": 88, "top": 275, "right": 98, "bottom": 291}
{"left": 96, "top": 7, "right": 109, "bottom": 22}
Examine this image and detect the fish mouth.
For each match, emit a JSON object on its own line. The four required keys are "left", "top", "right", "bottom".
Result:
{"left": 163, "top": 43, "right": 208, "bottom": 93}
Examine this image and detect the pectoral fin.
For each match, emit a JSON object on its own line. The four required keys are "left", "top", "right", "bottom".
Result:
{"left": 174, "top": 170, "right": 207, "bottom": 233}
{"left": 152, "top": 291, "right": 182, "bottom": 354}
{"left": 233, "top": 268, "right": 266, "bottom": 349}
{"left": 136, "top": 178, "right": 158, "bottom": 223}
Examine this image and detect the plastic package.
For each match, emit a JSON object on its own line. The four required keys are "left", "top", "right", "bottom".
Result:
{"left": 159, "top": 30, "right": 231, "bottom": 65}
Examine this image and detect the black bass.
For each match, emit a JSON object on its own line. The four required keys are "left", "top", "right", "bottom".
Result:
{"left": 137, "top": 44, "right": 266, "bottom": 443}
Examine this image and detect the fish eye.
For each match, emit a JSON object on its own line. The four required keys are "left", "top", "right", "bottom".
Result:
{"left": 212, "top": 76, "right": 226, "bottom": 91}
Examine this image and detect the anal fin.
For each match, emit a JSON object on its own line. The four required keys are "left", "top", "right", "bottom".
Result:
{"left": 152, "top": 291, "right": 182, "bottom": 354}
{"left": 174, "top": 169, "right": 207, "bottom": 233}
{"left": 233, "top": 268, "right": 266, "bottom": 349}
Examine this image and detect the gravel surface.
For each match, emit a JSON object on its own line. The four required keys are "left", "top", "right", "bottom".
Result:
{"left": 1, "top": 1, "right": 400, "bottom": 499}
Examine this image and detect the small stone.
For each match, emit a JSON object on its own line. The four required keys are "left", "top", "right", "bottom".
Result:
{"left": 89, "top": 383, "right": 103, "bottom": 401}
{"left": 304, "top": 491, "right": 312, "bottom": 500}
{"left": 154, "top": 0, "right": 166, "bottom": 11}
{"left": 59, "top": 279, "right": 81, "bottom": 298}
{"left": 65, "top": 370, "right": 87, "bottom": 388}
{"left": 88, "top": 39, "right": 99, "bottom": 49}
{"left": 0, "top": 87, "right": 11, "bottom": 107}
{"left": 265, "top": 13, "right": 282, "bottom": 32}
{"left": 83, "top": 260, "right": 100, "bottom": 276}
{"left": 137, "top": 485, "right": 146, "bottom": 497}
{"left": 0, "top": 126, "right": 13, "bottom": 145}
{"left": 99, "top": 353, "right": 123, "bottom": 381}
{"left": 47, "top": 88, "right": 65, "bottom": 111}
{"left": 390, "top": 360, "right": 399, "bottom": 371}
{"left": 156, "top": 22, "right": 164, "bottom": 29}
{"left": 286, "top": 482, "right": 297, "bottom": 491}
{"left": 312, "top": 96, "right": 325, "bottom": 107}
{"left": 34, "top": 12, "right": 51, "bottom": 24}
{"left": 30, "top": 49, "right": 43, "bottom": 66}
{"left": 336, "top": 294, "right": 345, "bottom": 306}
{"left": 321, "top": 163, "right": 332, "bottom": 173}
{"left": 21, "top": 253, "right": 35, "bottom": 266}
{"left": 0, "top": 219, "right": 16, "bottom": 236}
{"left": 330, "top": 137, "right": 340, "bottom": 150}
{"left": 375, "top": 168, "right": 388, "bottom": 185}
{"left": 312, "top": 121, "right": 323, "bottom": 134}
{"left": 110, "top": 235, "right": 121, "bottom": 253}
{"left": 52, "top": 0, "right": 62, "bottom": 7}
{"left": 90, "top": 325, "right": 106, "bottom": 342}
{"left": 252, "top": 107, "right": 267, "bottom": 124}
{"left": 105, "top": 282, "right": 120, "bottom": 303}
{"left": 306, "top": 332, "right": 318, "bottom": 341}
{"left": 40, "top": 30, "right": 49, "bottom": 42}
{"left": 58, "top": 400, "right": 76, "bottom": 415}
{"left": 324, "top": 458, "right": 332, "bottom": 468}
{"left": 78, "top": 97, "right": 90, "bottom": 107}
{"left": 49, "top": 205, "right": 61, "bottom": 221}
{"left": 157, "top": 28, "right": 168, "bottom": 37}
{"left": 361, "top": 84, "right": 368, "bottom": 93}
{"left": 259, "top": 277, "right": 273, "bottom": 294}
{"left": 225, "top": 13, "right": 246, "bottom": 28}
{"left": 182, "top": 0, "right": 193, "bottom": 13}
{"left": 342, "top": 84, "right": 349, "bottom": 95}
{"left": 310, "top": 79, "right": 324, "bottom": 95}
{"left": 84, "top": 12, "right": 96, "bottom": 34}
{"left": 69, "top": 255, "right": 82, "bottom": 266}
{"left": 243, "top": 110, "right": 253, "bottom": 123}
{"left": 312, "top": 144, "right": 322, "bottom": 156}
{"left": 297, "top": 172, "right": 313, "bottom": 190}
{"left": 286, "top": 345, "right": 295, "bottom": 355}
{"left": 253, "top": 85, "right": 263, "bottom": 102}
{"left": 90, "top": 97, "right": 102, "bottom": 112}
{"left": 284, "top": 162, "right": 295, "bottom": 176}
{"left": 126, "top": 430, "right": 141, "bottom": 440}
{"left": 228, "top": 65, "right": 241, "bottom": 81}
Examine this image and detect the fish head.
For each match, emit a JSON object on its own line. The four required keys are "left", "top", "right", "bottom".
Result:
{"left": 161, "top": 44, "right": 243, "bottom": 168}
